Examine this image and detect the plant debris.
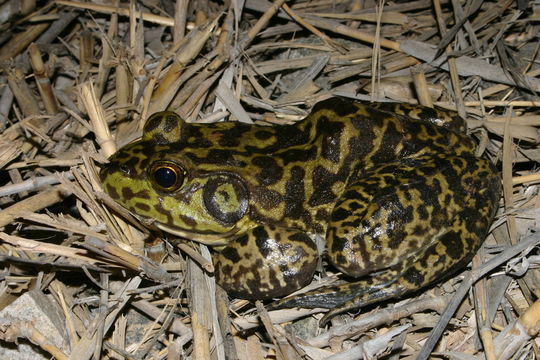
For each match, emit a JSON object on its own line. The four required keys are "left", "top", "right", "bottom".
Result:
{"left": 0, "top": 0, "right": 539, "bottom": 359}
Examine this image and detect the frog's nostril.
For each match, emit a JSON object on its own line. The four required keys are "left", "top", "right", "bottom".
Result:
{"left": 100, "top": 163, "right": 134, "bottom": 180}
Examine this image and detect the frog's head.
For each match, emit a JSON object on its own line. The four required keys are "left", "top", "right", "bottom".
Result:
{"left": 100, "top": 112, "right": 250, "bottom": 244}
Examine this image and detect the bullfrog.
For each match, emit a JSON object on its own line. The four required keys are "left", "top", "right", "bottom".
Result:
{"left": 100, "top": 97, "right": 500, "bottom": 323}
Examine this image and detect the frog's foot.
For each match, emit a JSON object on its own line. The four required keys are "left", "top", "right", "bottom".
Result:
{"left": 214, "top": 225, "right": 318, "bottom": 300}
{"left": 268, "top": 272, "right": 397, "bottom": 310}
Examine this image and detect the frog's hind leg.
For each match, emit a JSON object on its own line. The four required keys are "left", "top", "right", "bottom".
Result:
{"left": 270, "top": 154, "right": 500, "bottom": 323}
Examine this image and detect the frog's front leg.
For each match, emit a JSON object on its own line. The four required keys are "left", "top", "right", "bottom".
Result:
{"left": 214, "top": 225, "right": 319, "bottom": 300}
{"left": 271, "top": 154, "right": 500, "bottom": 322}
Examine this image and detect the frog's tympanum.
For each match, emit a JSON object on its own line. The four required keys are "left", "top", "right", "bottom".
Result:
{"left": 100, "top": 98, "right": 500, "bottom": 323}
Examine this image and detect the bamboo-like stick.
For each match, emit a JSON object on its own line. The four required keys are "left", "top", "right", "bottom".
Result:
{"left": 95, "top": 8, "right": 118, "bottom": 98}
{"left": 79, "top": 81, "right": 116, "bottom": 157}
{"left": 56, "top": 0, "right": 174, "bottom": 26}
{"left": 6, "top": 67, "right": 40, "bottom": 116}
{"left": 0, "top": 185, "right": 68, "bottom": 228}
{"left": 150, "top": 18, "right": 218, "bottom": 105}
{"left": 411, "top": 67, "right": 433, "bottom": 107}
{"left": 0, "top": 22, "right": 50, "bottom": 62}
{"left": 28, "top": 43, "right": 59, "bottom": 114}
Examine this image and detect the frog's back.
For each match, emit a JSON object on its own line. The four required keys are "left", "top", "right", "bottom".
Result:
{"left": 178, "top": 98, "right": 479, "bottom": 231}
{"left": 219, "top": 98, "right": 480, "bottom": 234}
{"left": 175, "top": 98, "right": 472, "bottom": 166}
{"left": 296, "top": 97, "right": 476, "bottom": 169}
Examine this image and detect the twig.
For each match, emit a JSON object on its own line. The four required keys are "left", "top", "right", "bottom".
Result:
{"left": 417, "top": 230, "right": 540, "bottom": 359}
{"left": 0, "top": 185, "right": 69, "bottom": 227}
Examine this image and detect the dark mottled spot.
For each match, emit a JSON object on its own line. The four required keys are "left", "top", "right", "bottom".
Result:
{"left": 311, "top": 97, "right": 359, "bottom": 117}
{"left": 144, "top": 114, "right": 162, "bottom": 132}
{"left": 179, "top": 214, "right": 197, "bottom": 228}
{"left": 383, "top": 175, "right": 394, "bottom": 184}
{"left": 439, "top": 231, "right": 463, "bottom": 260}
{"left": 331, "top": 207, "right": 351, "bottom": 222}
{"left": 348, "top": 201, "right": 363, "bottom": 211}
{"left": 343, "top": 189, "right": 362, "bottom": 200}
{"left": 280, "top": 147, "right": 317, "bottom": 165}
{"left": 164, "top": 114, "right": 178, "bottom": 133}
{"left": 288, "top": 232, "right": 316, "bottom": 252}
{"left": 434, "top": 254, "right": 447, "bottom": 266}
{"left": 412, "top": 225, "right": 425, "bottom": 236}
{"left": 424, "top": 123, "right": 437, "bottom": 137}
{"left": 329, "top": 228, "right": 348, "bottom": 254}
{"left": 309, "top": 166, "right": 338, "bottom": 206}
{"left": 205, "top": 149, "right": 235, "bottom": 165}
{"left": 395, "top": 204, "right": 414, "bottom": 224}
{"left": 135, "top": 203, "right": 151, "bottom": 211}
{"left": 123, "top": 157, "right": 143, "bottom": 176}
{"left": 403, "top": 267, "right": 425, "bottom": 286}
{"left": 218, "top": 190, "right": 230, "bottom": 202}
{"left": 250, "top": 186, "right": 282, "bottom": 211}
{"left": 217, "top": 263, "right": 232, "bottom": 277}
{"left": 105, "top": 183, "right": 120, "bottom": 199}
{"left": 150, "top": 133, "right": 169, "bottom": 145}
{"left": 113, "top": 151, "right": 133, "bottom": 160}
{"left": 316, "top": 208, "right": 329, "bottom": 221}
{"left": 312, "top": 223, "right": 324, "bottom": 234}
{"left": 253, "top": 228, "right": 274, "bottom": 258}
{"left": 255, "top": 130, "right": 273, "bottom": 140}
{"left": 387, "top": 236, "right": 402, "bottom": 250}
{"left": 139, "top": 157, "right": 153, "bottom": 172}
{"left": 253, "top": 226, "right": 269, "bottom": 240}
{"left": 236, "top": 233, "right": 250, "bottom": 247}
{"left": 118, "top": 164, "right": 132, "bottom": 177}
{"left": 314, "top": 115, "right": 344, "bottom": 163}
{"left": 404, "top": 191, "right": 412, "bottom": 201}
{"left": 154, "top": 202, "right": 175, "bottom": 225}
{"left": 444, "top": 193, "right": 452, "bottom": 204}
{"left": 186, "top": 128, "right": 213, "bottom": 148}
{"left": 122, "top": 187, "right": 150, "bottom": 201}
{"left": 369, "top": 120, "right": 401, "bottom": 164}
{"left": 221, "top": 246, "right": 242, "bottom": 263}
{"left": 284, "top": 166, "right": 306, "bottom": 219}
{"left": 252, "top": 156, "right": 283, "bottom": 186}
{"left": 335, "top": 254, "right": 347, "bottom": 265}
{"left": 214, "top": 124, "right": 252, "bottom": 147}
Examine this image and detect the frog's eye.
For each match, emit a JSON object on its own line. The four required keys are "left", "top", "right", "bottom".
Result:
{"left": 150, "top": 162, "right": 185, "bottom": 191}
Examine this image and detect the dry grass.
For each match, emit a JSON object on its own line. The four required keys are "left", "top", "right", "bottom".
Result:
{"left": 0, "top": 0, "right": 539, "bottom": 359}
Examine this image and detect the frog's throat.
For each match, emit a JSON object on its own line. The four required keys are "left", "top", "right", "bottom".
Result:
{"left": 155, "top": 222, "right": 237, "bottom": 246}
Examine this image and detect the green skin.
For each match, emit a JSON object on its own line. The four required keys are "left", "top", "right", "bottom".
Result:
{"left": 100, "top": 98, "right": 500, "bottom": 323}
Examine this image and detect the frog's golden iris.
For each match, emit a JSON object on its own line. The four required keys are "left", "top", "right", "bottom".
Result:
{"left": 150, "top": 161, "right": 185, "bottom": 191}
{"left": 100, "top": 98, "right": 500, "bottom": 323}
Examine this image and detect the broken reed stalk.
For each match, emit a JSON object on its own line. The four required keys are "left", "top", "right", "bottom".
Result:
{"left": 28, "top": 43, "right": 59, "bottom": 114}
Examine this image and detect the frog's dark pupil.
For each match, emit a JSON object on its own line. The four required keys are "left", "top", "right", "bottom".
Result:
{"left": 154, "top": 167, "right": 177, "bottom": 189}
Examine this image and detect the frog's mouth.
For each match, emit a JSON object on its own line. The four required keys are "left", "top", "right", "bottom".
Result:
{"left": 153, "top": 222, "right": 240, "bottom": 246}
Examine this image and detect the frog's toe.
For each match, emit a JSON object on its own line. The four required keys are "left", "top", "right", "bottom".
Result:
{"left": 268, "top": 277, "right": 396, "bottom": 310}
{"left": 268, "top": 284, "right": 356, "bottom": 310}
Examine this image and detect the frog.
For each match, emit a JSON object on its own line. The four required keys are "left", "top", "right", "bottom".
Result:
{"left": 100, "top": 97, "right": 500, "bottom": 324}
